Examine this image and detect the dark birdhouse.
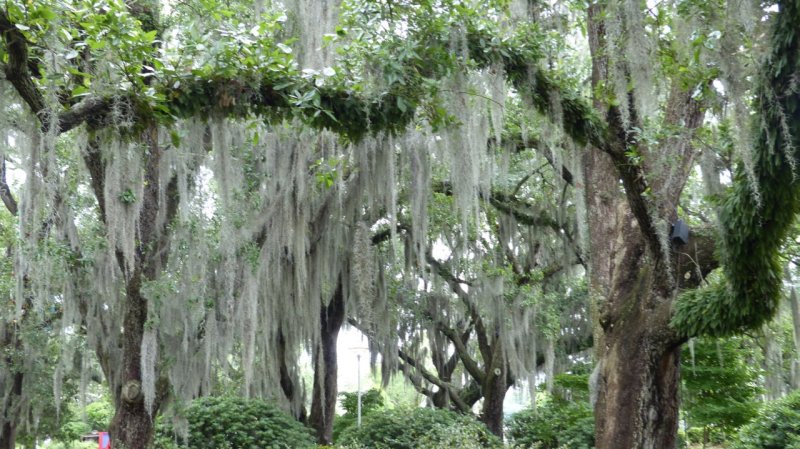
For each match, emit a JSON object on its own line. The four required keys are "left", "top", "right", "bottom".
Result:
{"left": 671, "top": 219, "right": 689, "bottom": 245}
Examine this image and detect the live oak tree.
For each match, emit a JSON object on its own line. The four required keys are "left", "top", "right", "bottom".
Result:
{"left": 2, "top": 1, "right": 800, "bottom": 449}
{"left": 0, "top": 0, "right": 554, "bottom": 447}
{"left": 585, "top": 0, "right": 800, "bottom": 447}
{"left": 353, "top": 138, "right": 591, "bottom": 437}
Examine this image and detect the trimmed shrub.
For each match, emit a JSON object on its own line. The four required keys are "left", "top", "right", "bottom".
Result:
{"left": 336, "top": 407, "right": 502, "bottom": 449}
{"left": 731, "top": 390, "right": 800, "bottom": 449}
{"left": 157, "top": 396, "right": 315, "bottom": 449}
{"left": 506, "top": 399, "right": 595, "bottom": 449}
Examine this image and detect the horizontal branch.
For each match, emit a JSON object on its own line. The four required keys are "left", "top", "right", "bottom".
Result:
{"left": 398, "top": 349, "right": 471, "bottom": 413}
{"left": 3, "top": 6, "right": 606, "bottom": 153}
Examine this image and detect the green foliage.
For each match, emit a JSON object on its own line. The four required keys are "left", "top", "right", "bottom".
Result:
{"left": 506, "top": 398, "right": 595, "bottom": 449}
{"left": 681, "top": 338, "right": 761, "bottom": 441}
{"left": 553, "top": 371, "right": 591, "bottom": 402}
{"left": 672, "top": 0, "right": 800, "bottom": 338}
{"left": 333, "top": 389, "right": 385, "bottom": 442}
{"left": 158, "top": 396, "right": 315, "bottom": 449}
{"left": 3, "top": 0, "right": 607, "bottom": 146}
{"left": 57, "top": 420, "right": 92, "bottom": 443}
{"left": 85, "top": 396, "right": 114, "bottom": 431}
{"left": 337, "top": 407, "right": 502, "bottom": 449}
{"left": 731, "top": 390, "right": 800, "bottom": 449}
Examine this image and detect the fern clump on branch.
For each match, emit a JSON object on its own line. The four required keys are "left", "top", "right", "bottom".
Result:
{"left": 672, "top": 0, "right": 800, "bottom": 337}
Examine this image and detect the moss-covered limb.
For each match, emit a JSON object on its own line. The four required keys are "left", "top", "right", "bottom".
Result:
{"left": 4, "top": 1, "right": 608, "bottom": 150}
{"left": 170, "top": 21, "right": 607, "bottom": 145}
{"left": 671, "top": 0, "right": 800, "bottom": 338}
{"left": 464, "top": 20, "right": 608, "bottom": 148}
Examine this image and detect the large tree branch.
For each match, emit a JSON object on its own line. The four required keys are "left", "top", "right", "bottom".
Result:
{"left": 0, "top": 158, "right": 18, "bottom": 216}
{"left": 398, "top": 349, "right": 472, "bottom": 413}
{"left": 4, "top": 6, "right": 608, "bottom": 149}
{"left": 602, "top": 108, "right": 663, "bottom": 260}
{"left": 0, "top": 9, "right": 45, "bottom": 115}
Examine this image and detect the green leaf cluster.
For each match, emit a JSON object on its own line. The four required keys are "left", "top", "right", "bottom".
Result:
{"left": 731, "top": 390, "right": 800, "bottom": 449}
{"left": 681, "top": 338, "right": 761, "bottom": 435}
{"left": 332, "top": 389, "right": 384, "bottom": 443}
{"left": 505, "top": 398, "right": 595, "bottom": 449}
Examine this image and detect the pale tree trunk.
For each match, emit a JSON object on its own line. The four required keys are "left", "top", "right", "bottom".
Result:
{"left": 544, "top": 337, "right": 555, "bottom": 394}
{"left": 309, "top": 280, "right": 345, "bottom": 445}
{"left": 788, "top": 286, "right": 800, "bottom": 389}
{"left": 762, "top": 325, "right": 785, "bottom": 400}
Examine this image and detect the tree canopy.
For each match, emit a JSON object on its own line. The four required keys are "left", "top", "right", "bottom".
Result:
{"left": 2, "top": 0, "right": 800, "bottom": 448}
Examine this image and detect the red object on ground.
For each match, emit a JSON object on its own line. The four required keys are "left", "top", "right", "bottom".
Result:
{"left": 98, "top": 432, "right": 111, "bottom": 449}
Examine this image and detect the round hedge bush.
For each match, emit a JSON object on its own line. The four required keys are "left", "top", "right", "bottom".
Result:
{"left": 158, "top": 396, "right": 315, "bottom": 449}
{"left": 731, "top": 390, "right": 800, "bottom": 449}
{"left": 506, "top": 399, "right": 595, "bottom": 449}
{"left": 336, "top": 407, "right": 502, "bottom": 449}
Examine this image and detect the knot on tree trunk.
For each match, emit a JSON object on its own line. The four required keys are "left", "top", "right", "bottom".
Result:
{"left": 122, "top": 380, "right": 143, "bottom": 404}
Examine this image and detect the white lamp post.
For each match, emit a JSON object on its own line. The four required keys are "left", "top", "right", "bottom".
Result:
{"left": 357, "top": 353, "right": 362, "bottom": 428}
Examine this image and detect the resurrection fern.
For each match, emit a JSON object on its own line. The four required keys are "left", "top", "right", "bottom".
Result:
{"left": 671, "top": 0, "right": 800, "bottom": 337}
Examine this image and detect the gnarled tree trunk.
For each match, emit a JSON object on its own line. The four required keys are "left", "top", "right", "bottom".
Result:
{"left": 108, "top": 275, "right": 153, "bottom": 449}
{"left": 101, "top": 126, "right": 175, "bottom": 449}
{"left": 592, "top": 260, "right": 682, "bottom": 448}
{"left": 583, "top": 0, "right": 707, "bottom": 444}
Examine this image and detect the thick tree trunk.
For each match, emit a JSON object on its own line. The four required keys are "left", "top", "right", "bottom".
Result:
{"left": 588, "top": 207, "right": 683, "bottom": 449}
{"left": 109, "top": 275, "right": 154, "bottom": 449}
{"left": 309, "top": 281, "right": 345, "bottom": 445}
{"left": 480, "top": 363, "right": 509, "bottom": 438}
{"left": 595, "top": 301, "right": 681, "bottom": 449}
{"left": 583, "top": 1, "right": 701, "bottom": 446}
{"left": 0, "top": 423, "right": 14, "bottom": 449}
{"left": 763, "top": 325, "right": 785, "bottom": 400}
{"left": 106, "top": 126, "right": 172, "bottom": 449}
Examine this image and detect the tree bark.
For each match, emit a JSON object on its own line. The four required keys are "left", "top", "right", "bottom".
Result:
{"left": 594, "top": 289, "right": 681, "bottom": 449}
{"left": 108, "top": 274, "right": 152, "bottom": 449}
{"left": 309, "top": 280, "right": 345, "bottom": 445}
{"left": 105, "top": 125, "right": 174, "bottom": 449}
{"left": 762, "top": 325, "right": 785, "bottom": 400}
{"left": 583, "top": 1, "right": 702, "bottom": 446}
{"left": 479, "top": 360, "right": 510, "bottom": 438}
